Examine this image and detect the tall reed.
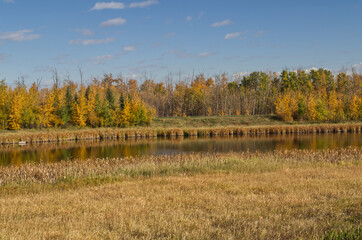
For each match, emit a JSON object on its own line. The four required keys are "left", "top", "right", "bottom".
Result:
{"left": 0, "top": 123, "right": 361, "bottom": 145}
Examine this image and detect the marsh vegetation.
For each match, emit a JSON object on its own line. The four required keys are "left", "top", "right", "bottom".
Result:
{"left": 0, "top": 148, "right": 361, "bottom": 239}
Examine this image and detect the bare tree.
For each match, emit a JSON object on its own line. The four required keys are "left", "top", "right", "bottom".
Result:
{"left": 52, "top": 68, "right": 60, "bottom": 89}
{"left": 78, "top": 66, "right": 84, "bottom": 86}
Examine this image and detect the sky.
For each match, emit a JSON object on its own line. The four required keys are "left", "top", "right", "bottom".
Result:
{"left": 0, "top": 0, "right": 362, "bottom": 86}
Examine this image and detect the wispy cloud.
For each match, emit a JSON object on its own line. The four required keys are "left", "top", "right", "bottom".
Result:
{"left": 91, "top": 2, "right": 126, "bottom": 10}
{"left": 0, "top": 53, "right": 10, "bottom": 63}
{"left": 0, "top": 29, "right": 40, "bottom": 42}
{"left": 34, "top": 66, "right": 53, "bottom": 73}
{"left": 91, "top": 0, "right": 158, "bottom": 10}
{"left": 198, "top": 11, "right": 205, "bottom": 20}
{"left": 164, "top": 32, "right": 176, "bottom": 38}
{"left": 75, "top": 28, "right": 94, "bottom": 36}
{"left": 240, "top": 56, "right": 262, "bottom": 62}
{"left": 129, "top": 0, "right": 158, "bottom": 8}
{"left": 100, "top": 17, "right": 126, "bottom": 27}
{"left": 52, "top": 54, "right": 69, "bottom": 64}
{"left": 123, "top": 45, "right": 137, "bottom": 52}
{"left": 211, "top": 19, "right": 232, "bottom": 27}
{"left": 185, "top": 12, "right": 204, "bottom": 23}
{"left": 88, "top": 55, "right": 114, "bottom": 65}
{"left": 168, "top": 49, "right": 191, "bottom": 59}
{"left": 352, "top": 62, "right": 362, "bottom": 71}
{"left": 118, "top": 45, "right": 137, "bottom": 55}
{"left": 255, "top": 30, "right": 266, "bottom": 38}
{"left": 69, "top": 38, "right": 116, "bottom": 46}
{"left": 197, "top": 51, "right": 216, "bottom": 58}
{"left": 3, "top": 0, "right": 14, "bottom": 3}
{"left": 117, "top": 45, "right": 137, "bottom": 56}
{"left": 224, "top": 31, "right": 247, "bottom": 40}
{"left": 233, "top": 72, "right": 249, "bottom": 79}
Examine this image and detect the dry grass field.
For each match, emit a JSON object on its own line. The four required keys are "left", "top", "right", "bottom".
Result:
{"left": 0, "top": 148, "right": 361, "bottom": 239}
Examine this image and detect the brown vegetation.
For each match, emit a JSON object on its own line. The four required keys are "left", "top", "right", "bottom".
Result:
{"left": 0, "top": 147, "right": 360, "bottom": 185}
{"left": 0, "top": 148, "right": 361, "bottom": 239}
{"left": 0, "top": 122, "right": 361, "bottom": 145}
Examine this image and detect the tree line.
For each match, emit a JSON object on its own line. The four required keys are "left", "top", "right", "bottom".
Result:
{"left": 0, "top": 76, "right": 155, "bottom": 130}
{"left": 0, "top": 68, "right": 361, "bottom": 130}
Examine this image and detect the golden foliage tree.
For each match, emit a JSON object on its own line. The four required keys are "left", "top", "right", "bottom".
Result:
{"left": 349, "top": 95, "right": 361, "bottom": 120}
{"left": 41, "top": 90, "right": 56, "bottom": 128}
{"left": 8, "top": 90, "right": 24, "bottom": 130}
{"left": 275, "top": 92, "right": 297, "bottom": 121}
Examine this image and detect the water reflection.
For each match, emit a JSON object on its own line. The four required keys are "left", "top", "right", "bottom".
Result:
{"left": 0, "top": 133, "right": 361, "bottom": 166}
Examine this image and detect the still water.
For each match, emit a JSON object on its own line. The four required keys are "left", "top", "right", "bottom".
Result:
{"left": 0, "top": 133, "right": 361, "bottom": 166}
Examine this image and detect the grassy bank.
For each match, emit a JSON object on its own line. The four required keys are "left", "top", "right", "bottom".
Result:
{"left": 0, "top": 115, "right": 361, "bottom": 144}
{"left": 0, "top": 148, "right": 361, "bottom": 239}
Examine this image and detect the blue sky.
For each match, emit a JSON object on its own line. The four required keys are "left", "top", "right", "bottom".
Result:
{"left": 1, "top": 0, "right": 362, "bottom": 86}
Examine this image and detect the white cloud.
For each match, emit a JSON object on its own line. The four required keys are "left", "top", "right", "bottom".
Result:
{"left": 186, "top": 16, "right": 192, "bottom": 21}
{"left": 198, "top": 11, "right": 204, "bottom": 20}
{"left": 100, "top": 17, "right": 126, "bottom": 27}
{"left": 118, "top": 45, "right": 137, "bottom": 55}
{"left": 129, "top": 0, "right": 158, "bottom": 8}
{"left": 75, "top": 28, "right": 94, "bottom": 36}
{"left": 0, "top": 53, "right": 8, "bottom": 63}
{"left": 89, "top": 55, "right": 114, "bottom": 65}
{"left": 168, "top": 49, "right": 190, "bottom": 59}
{"left": 123, "top": 45, "right": 136, "bottom": 52}
{"left": 211, "top": 19, "right": 232, "bottom": 27}
{"left": 233, "top": 72, "right": 249, "bottom": 80}
{"left": 255, "top": 30, "right": 266, "bottom": 38}
{"left": 197, "top": 52, "right": 216, "bottom": 58}
{"left": 91, "top": 2, "right": 126, "bottom": 10}
{"left": 304, "top": 67, "right": 319, "bottom": 73}
{"left": 34, "top": 66, "right": 53, "bottom": 73}
{"left": 224, "top": 31, "right": 247, "bottom": 40}
{"left": 352, "top": 62, "right": 362, "bottom": 69}
{"left": 69, "top": 38, "right": 116, "bottom": 46}
{"left": 164, "top": 32, "right": 175, "bottom": 38}
{"left": 240, "top": 56, "right": 262, "bottom": 62}
{"left": 0, "top": 29, "right": 40, "bottom": 42}
{"left": 52, "top": 54, "right": 69, "bottom": 64}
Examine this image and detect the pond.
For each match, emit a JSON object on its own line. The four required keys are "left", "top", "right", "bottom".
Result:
{"left": 0, "top": 133, "right": 361, "bottom": 166}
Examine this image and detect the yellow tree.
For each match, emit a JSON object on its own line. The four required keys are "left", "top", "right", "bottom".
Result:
{"left": 118, "top": 97, "right": 132, "bottom": 127}
{"left": 85, "top": 86, "right": 100, "bottom": 127}
{"left": 21, "top": 82, "right": 41, "bottom": 128}
{"left": 40, "top": 90, "right": 57, "bottom": 128}
{"left": 327, "top": 90, "right": 338, "bottom": 120}
{"left": 335, "top": 94, "right": 345, "bottom": 121}
{"left": 305, "top": 94, "right": 317, "bottom": 121}
{"left": 8, "top": 90, "right": 24, "bottom": 130}
{"left": 71, "top": 93, "right": 87, "bottom": 128}
{"left": 275, "top": 92, "right": 297, "bottom": 121}
{"left": 0, "top": 79, "right": 8, "bottom": 129}
{"left": 349, "top": 95, "right": 361, "bottom": 120}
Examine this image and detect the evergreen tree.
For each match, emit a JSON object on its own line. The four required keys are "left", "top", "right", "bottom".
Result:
{"left": 106, "top": 87, "right": 116, "bottom": 110}
{"left": 119, "top": 93, "right": 125, "bottom": 111}
{"left": 61, "top": 86, "right": 73, "bottom": 125}
{"left": 101, "top": 99, "right": 113, "bottom": 127}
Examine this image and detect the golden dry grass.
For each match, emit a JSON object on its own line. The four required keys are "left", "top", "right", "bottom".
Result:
{"left": 0, "top": 148, "right": 361, "bottom": 239}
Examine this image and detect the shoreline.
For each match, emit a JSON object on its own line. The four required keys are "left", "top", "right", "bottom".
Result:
{"left": 0, "top": 122, "right": 361, "bottom": 145}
